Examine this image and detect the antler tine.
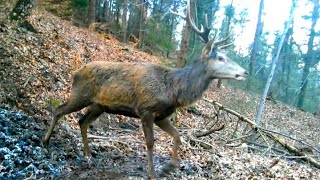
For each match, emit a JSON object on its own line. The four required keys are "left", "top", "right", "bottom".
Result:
{"left": 214, "top": 33, "right": 232, "bottom": 46}
{"left": 170, "top": 9, "right": 186, "bottom": 20}
{"left": 218, "top": 42, "right": 233, "bottom": 50}
{"left": 212, "top": 29, "right": 218, "bottom": 42}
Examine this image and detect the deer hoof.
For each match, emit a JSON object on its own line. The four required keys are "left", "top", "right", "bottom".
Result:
{"left": 82, "top": 156, "right": 96, "bottom": 167}
{"left": 41, "top": 139, "right": 49, "bottom": 148}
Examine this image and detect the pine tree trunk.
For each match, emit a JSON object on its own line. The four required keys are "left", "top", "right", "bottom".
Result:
{"left": 246, "top": 0, "right": 264, "bottom": 90}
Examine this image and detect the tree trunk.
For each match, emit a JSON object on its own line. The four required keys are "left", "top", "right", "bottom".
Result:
{"left": 138, "top": 0, "right": 148, "bottom": 49}
{"left": 122, "top": 0, "right": 128, "bottom": 42}
{"left": 284, "top": 31, "right": 294, "bottom": 103}
{"left": 115, "top": 0, "right": 121, "bottom": 26}
{"left": 297, "top": 0, "right": 319, "bottom": 109}
{"left": 87, "top": 0, "right": 96, "bottom": 25}
{"left": 249, "top": 0, "right": 296, "bottom": 144}
{"left": 168, "top": 0, "right": 178, "bottom": 58}
{"left": 176, "top": 0, "right": 195, "bottom": 68}
{"left": 127, "top": 0, "right": 140, "bottom": 40}
{"left": 246, "top": 0, "right": 264, "bottom": 90}
{"left": 9, "top": 0, "right": 34, "bottom": 21}
{"left": 297, "top": 67, "right": 310, "bottom": 108}
{"left": 103, "top": 0, "right": 108, "bottom": 21}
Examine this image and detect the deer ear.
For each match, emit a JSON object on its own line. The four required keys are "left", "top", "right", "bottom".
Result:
{"left": 201, "top": 39, "right": 216, "bottom": 60}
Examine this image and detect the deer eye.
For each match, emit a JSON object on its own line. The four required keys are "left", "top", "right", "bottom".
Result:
{"left": 218, "top": 56, "right": 225, "bottom": 62}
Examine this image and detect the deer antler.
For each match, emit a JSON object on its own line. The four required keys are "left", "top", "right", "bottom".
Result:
{"left": 171, "top": 0, "right": 233, "bottom": 48}
{"left": 171, "top": 0, "right": 213, "bottom": 43}
{"left": 185, "top": 0, "right": 212, "bottom": 43}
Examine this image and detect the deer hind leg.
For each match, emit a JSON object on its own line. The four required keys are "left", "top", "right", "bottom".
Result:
{"left": 155, "top": 117, "right": 181, "bottom": 174}
{"left": 43, "top": 100, "right": 88, "bottom": 146}
{"left": 141, "top": 112, "right": 156, "bottom": 179}
{"left": 79, "top": 104, "right": 103, "bottom": 157}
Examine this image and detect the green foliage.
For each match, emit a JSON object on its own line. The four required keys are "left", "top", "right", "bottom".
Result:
{"left": 144, "top": 18, "right": 176, "bottom": 53}
{"left": 71, "top": 0, "right": 88, "bottom": 26}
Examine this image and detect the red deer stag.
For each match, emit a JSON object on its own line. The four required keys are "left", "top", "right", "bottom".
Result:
{"left": 43, "top": 1, "right": 247, "bottom": 179}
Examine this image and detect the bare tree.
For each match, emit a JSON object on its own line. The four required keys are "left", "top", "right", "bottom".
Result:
{"left": 249, "top": 0, "right": 296, "bottom": 143}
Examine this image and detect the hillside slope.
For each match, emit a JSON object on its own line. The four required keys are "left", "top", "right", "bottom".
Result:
{"left": 0, "top": 7, "right": 319, "bottom": 179}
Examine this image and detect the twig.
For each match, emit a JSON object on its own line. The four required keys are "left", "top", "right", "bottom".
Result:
{"left": 88, "top": 134, "right": 143, "bottom": 143}
{"left": 109, "top": 127, "right": 137, "bottom": 133}
{"left": 225, "top": 142, "right": 243, "bottom": 147}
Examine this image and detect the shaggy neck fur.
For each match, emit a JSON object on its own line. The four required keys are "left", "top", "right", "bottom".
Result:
{"left": 171, "top": 60, "right": 213, "bottom": 107}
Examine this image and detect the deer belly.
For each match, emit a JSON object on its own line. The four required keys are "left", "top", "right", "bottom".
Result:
{"left": 102, "top": 105, "right": 139, "bottom": 118}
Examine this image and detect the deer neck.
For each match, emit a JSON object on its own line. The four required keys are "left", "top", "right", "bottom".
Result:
{"left": 172, "top": 61, "right": 212, "bottom": 107}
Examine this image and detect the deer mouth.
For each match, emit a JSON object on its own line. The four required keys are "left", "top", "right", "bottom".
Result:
{"left": 235, "top": 74, "right": 247, "bottom": 81}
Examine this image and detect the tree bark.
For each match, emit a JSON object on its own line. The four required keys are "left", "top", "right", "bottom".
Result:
{"left": 87, "top": 0, "right": 96, "bottom": 25}
{"left": 246, "top": 0, "right": 264, "bottom": 90}
{"left": 297, "top": 0, "right": 319, "bottom": 109}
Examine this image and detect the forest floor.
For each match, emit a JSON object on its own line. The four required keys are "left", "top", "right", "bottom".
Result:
{"left": 0, "top": 5, "right": 320, "bottom": 180}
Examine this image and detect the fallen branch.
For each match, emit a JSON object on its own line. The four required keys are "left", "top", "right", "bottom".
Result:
{"left": 194, "top": 124, "right": 225, "bottom": 138}
{"left": 187, "top": 132, "right": 213, "bottom": 149}
{"left": 259, "top": 127, "right": 320, "bottom": 154}
{"left": 203, "top": 98, "right": 320, "bottom": 169}
{"left": 266, "top": 133, "right": 320, "bottom": 168}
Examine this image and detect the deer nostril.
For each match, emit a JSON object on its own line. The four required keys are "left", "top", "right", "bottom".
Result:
{"left": 244, "top": 71, "right": 249, "bottom": 76}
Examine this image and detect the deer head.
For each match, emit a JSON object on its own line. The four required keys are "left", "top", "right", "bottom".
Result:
{"left": 173, "top": 0, "right": 248, "bottom": 80}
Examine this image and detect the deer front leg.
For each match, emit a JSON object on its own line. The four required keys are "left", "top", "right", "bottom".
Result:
{"left": 155, "top": 117, "right": 181, "bottom": 174}
{"left": 141, "top": 112, "right": 155, "bottom": 179}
